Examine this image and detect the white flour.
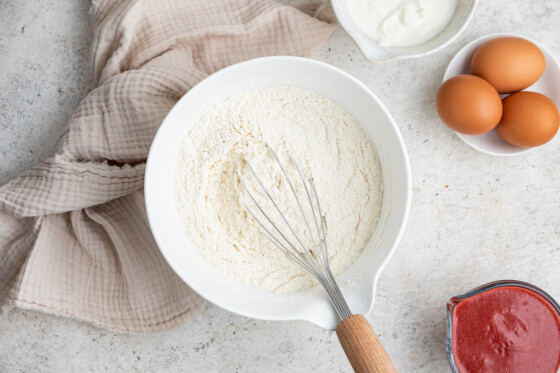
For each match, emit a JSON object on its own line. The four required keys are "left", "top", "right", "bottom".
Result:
{"left": 174, "top": 86, "right": 383, "bottom": 293}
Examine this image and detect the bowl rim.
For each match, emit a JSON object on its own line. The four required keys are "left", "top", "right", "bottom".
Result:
{"left": 444, "top": 32, "right": 560, "bottom": 156}
{"left": 144, "top": 56, "right": 411, "bottom": 326}
{"left": 332, "top": 0, "right": 478, "bottom": 63}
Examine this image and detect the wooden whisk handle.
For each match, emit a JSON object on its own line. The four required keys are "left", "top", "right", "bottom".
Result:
{"left": 336, "top": 314, "right": 397, "bottom": 373}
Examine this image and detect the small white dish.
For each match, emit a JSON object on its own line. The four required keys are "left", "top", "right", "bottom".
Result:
{"left": 145, "top": 57, "right": 411, "bottom": 330}
{"left": 332, "top": 0, "right": 477, "bottom": 63}
{"left": 444, "top": 32, "right": 560, "bottom": 156}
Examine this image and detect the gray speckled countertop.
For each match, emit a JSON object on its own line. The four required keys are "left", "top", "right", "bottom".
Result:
{"left": 1, "top": 1, "right": 559, "bottom": 372}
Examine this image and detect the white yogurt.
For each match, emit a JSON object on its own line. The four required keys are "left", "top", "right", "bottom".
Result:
{"left": 346, "top": 0, "right": 458, "bottom": 47}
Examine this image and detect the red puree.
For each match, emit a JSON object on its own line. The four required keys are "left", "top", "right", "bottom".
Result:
{"left": 452, "top": 286, "right": 560, "bottom": 373}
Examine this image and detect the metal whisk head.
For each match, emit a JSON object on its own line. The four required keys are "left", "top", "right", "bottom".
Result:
{"left": 237, "top": 145, "right": 352, "bottom": 321}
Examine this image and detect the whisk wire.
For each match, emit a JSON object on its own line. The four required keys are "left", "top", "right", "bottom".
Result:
{"left": 242, "top": 148, "right": 324, "bottom": 275}
{"left": 244, "top": 208, "right": 316, "bottom": 275}
{"left": 268, "top": 149, "right": 352, "bottom": 318}
{"left": 308, "top": 177, "right": 352, "bottom": 318}
{"left": 239, "top": 147, "right": 352, "bottom": 320}
{"left": 291, "top": 159, "right": 324, "bottom": 260}
{"left": 308, "top": 179, "right": 349, "bottom": 309}
{"left": 240, "top": 162, "right": 324, "bottom": 276}
{"left": 268, "top": 149, "right": 321, "bottom": 252}
{"left": 240, "top": 182, "right": 315, "bottom": 274}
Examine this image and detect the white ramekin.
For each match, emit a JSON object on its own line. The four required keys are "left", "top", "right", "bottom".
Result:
{"left": 332, "top": 0, "right": 477, "bottom": 63}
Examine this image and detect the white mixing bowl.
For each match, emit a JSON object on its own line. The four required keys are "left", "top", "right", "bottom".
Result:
{"left": 145, "top": 57, "right": 411, "bottom": 330}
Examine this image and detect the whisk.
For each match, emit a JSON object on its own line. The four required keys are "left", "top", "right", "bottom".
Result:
{"left": 238, "top": 146, "right": 397, "bottom": 373}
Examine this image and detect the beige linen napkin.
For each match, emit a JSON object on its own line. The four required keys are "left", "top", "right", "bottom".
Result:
{"left": 0, "top": 0, "right": 336, "bottom": 331}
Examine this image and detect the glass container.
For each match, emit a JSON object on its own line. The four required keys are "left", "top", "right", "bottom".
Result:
{"left": 446, "top": 280, "right": 560, "bottom": 373}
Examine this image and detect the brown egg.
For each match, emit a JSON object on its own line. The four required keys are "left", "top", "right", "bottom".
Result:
{"left": 496, "top": 91, "right": 560, "bottom": 147}
{"left": 471, "top": 37, "right": 546, "bottom": 94}
{"left": 436, "top": 75, "right": 503, "bottom": 135}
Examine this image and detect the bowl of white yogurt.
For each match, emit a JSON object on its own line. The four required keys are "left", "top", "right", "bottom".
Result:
{"left": 145, "top": 57, "right": 411, "bottom": 330}
{"left": 332, "top": 0, "right": 477, "bottom": 63}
